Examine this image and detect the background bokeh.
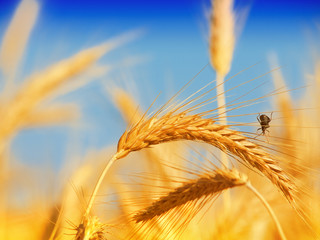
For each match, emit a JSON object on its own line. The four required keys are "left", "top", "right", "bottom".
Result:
{"left": 0, "top": 0, "right": 319, "bottom": 170}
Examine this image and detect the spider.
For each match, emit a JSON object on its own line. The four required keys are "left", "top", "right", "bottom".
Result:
{"left": 257, "top": 112, "right": 273, "bottom": 136}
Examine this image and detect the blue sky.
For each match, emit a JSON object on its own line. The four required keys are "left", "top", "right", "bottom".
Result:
{"left": 0, "top": 0, "right": 319, "bottom": 169}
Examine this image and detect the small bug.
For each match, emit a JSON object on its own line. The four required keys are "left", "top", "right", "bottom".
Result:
{"left": 256, "top": 112, "right": 273, "bottom": 136}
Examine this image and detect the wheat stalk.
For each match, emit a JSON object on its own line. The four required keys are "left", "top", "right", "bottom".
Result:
{"left": 246, "top": 182, "right": 287, "bottom": 240}
{"left": 209, "top": 0, "right": 235, "bottom": 127}
{"left": 209, "top": 0, "right": 236, "bottom": 208}
{"left": 209, "top": 0, "right": 235, "bottom": 122}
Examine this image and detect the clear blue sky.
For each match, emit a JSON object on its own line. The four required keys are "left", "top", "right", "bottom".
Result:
{"left": 0, "top": 0, "right": 319, "bottom": 169}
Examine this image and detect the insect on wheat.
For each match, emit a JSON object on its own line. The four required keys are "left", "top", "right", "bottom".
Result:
{"left": 257, "top": 112, "right": 273, "bottom": 135}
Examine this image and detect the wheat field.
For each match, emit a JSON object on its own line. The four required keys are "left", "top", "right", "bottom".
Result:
{"left": 0, "top": 0, "right": 319, "bottom": 239}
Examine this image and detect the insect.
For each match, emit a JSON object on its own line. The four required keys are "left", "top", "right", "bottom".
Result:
{"left": 256, "top": 112, "right": 273, "bottom": 136}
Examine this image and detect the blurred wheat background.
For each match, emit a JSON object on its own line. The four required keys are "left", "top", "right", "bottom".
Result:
{"left": 0, "top": 0, "right": 319, "bottom": 239}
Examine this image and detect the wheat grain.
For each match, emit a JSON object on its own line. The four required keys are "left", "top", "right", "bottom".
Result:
{"left": 132, "top": 167, "right": 287, "bottom": 239}
{"left": 209, "top": 0, "right": 235, "bottom": 116}
{"left": 209, "top": 0, "right": 235, "bottom": 77}
{"left": 133, "top": 168, "right": 247, "bottom": 223}
{"left": 116, "top": 112, "right": 296, "bottom": 203}
{"left": 84, "top": 89, "right": 297, "bottom": 229}
{"left": 76, "top": 216, "right": 106, "bottom": 240}
{"left": 110, "top": 88, "right": 185, "bottom": 184}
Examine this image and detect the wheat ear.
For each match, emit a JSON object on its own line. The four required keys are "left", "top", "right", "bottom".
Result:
{"left": 209, "top": 0, "right": 235, "bottom": 123}
{"left": 0, "top": 0, "right": 39, "bottom": 82}
{"left": 116, "top": 113, "right": 296, "bottom": 203}
{"left": 209, "top": 0, "right": 235, "bottom": 76}
{"left": 0, "top": 41, "right": 111, "bottom": 155}
{"left": 209, "top": 0, "right": 235, "bottom": 136}
{"left": 133, "top": 168, "right": 247, "bottom": 222}
{"left": 75, "top": 215, "right": 106, "bottom": 240}
{"left": 133, "top": 168, "right": 287, "bottom": 240}
{"left": 85, "top": 111, "right": 295, "bottom": 217}
{"left": 85, "top": 101, "right": 296, "bottom": 223}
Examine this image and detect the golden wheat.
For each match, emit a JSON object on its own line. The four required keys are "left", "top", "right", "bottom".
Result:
{"left": 0, "top": 42, "right": 111, "bottom": 156}
{"left": 209, "top": 0, "right": 235, "bottom": 76}
{"left": 0, "top": 0, "right": 39, "bottom": 81}
{"left": 23, "top": 104, "right": 79, "bottom": 127}
{"left": 132, "top": 165, "right": 287, "bottom": 240}
{"left": 116, "top": 111, "right": 296, "bottom": 203}
{"left": 110, "top": 88, "right": 185, "bottom": 184}
{"left": 208, "top": 0, "right": 236, "bottom": 208}
{"left": 85, "top": 101, "right": 297, "bottom": 232}
{"left": 209, "top": 0, "right": 235, "bottom": 117}
{"left": 75, "top": 215, "right": 106, "bottom": 240}
{"left": 1, "top": 0, "right": 318, "bottom": 239}
{"left": 133, "top": 168, "right": 247, "bottom": 223}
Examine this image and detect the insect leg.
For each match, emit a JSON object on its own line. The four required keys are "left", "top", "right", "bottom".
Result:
{"left": 257, "top": 113, "right": 261, "bottom": 123}
{"left": 254, "top": 127, "right": 263, "bottom": 139}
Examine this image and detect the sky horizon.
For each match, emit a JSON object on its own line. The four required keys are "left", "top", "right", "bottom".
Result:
{"left": 0, "top": 0, "right": 319, "bottom": 169}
